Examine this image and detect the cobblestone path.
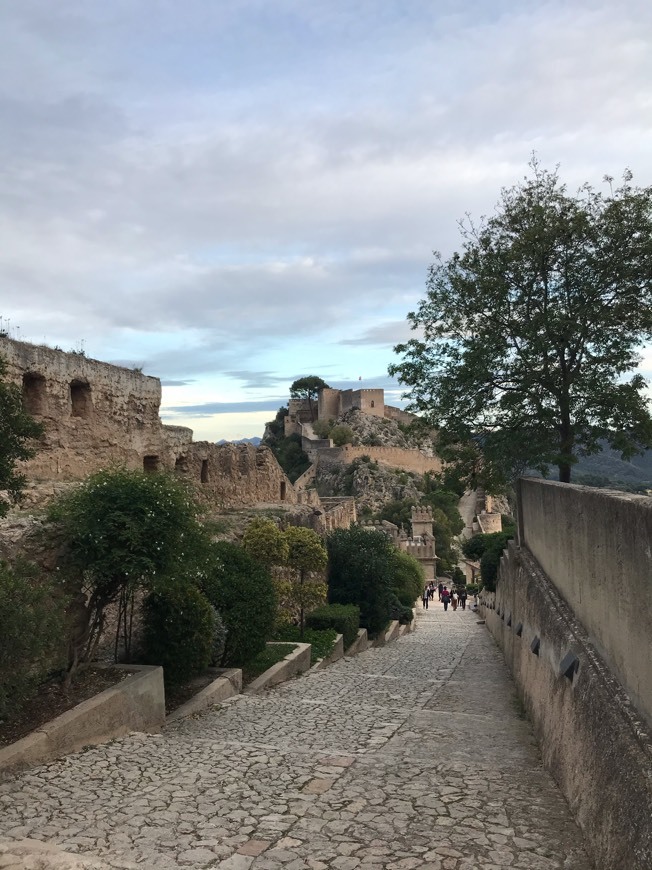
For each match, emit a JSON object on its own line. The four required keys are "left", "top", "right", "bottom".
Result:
{"left": 0, "top": 604, "right": 593, "bottom": 870}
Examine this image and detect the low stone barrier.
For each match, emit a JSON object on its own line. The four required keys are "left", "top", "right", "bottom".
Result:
{"left": 373, "top": 620, "right": 400, "bottom": 647}
{"left": 166, "top": 668, "right": 242, "bottom": 723}
{"left": 344, "top": 628, "right": 368, "bottom": 657}
{"left": 0, "top": 664, "right": 164, "bottom": 779}
{"left": 485, "top": 540, "right": 652, "bottom": 870}
{"left": 244, "top": 643, "right": 312, "bottom": 694}
{"left": 312, "top": 634, "right": 344, "bottom": 671}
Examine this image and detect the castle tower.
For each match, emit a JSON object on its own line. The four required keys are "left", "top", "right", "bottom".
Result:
{"left": 411, "top": 505, "right": 434, "bottom": 539}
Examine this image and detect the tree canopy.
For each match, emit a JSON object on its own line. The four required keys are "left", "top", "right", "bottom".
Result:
{"left": 389, "top": 163, "right": 652, "bottom": 487}
{"left": 0, "top": 355, "right": 44, "bottom": 515}
{"left": 289, "top": 375, "right": 330, "bottom": 421}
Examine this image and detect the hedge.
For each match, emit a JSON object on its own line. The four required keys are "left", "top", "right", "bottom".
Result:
{"left": 306, "top": 603, "right": 360, "bottom": 649}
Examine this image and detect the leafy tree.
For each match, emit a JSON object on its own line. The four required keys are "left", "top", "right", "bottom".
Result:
{"left": 0, "top": 356, "right": 44, "bottom": 516}
{"left": 390, "top": 163, "right": 652, "bottom": 487}
{"left": 377, "top": 498, "right": 413, "bottom": 529}
{"left": 241, "top": 517, "right": 289, "bottom": 568}
{"left": 461, "top": 531, "right": 512, "bottom": 562}
{"left": 198, "top": 541, "right": 277, "bottom": 666}
{"left": 49, "top": 468, "right": 207, "bottom": 679}
{"left": 327, "top": 526, "right": 394, "bottom": 637}
{"left": 289, "top": 375, "right": 330, "bottom": 421}
{"left": 283, "top": 526, "right": 328, "bottom": 636}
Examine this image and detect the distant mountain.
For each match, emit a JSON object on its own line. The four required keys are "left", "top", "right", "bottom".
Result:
{"left": 216, "top": 437, "right": 261, "bottom": 446}
{"left": 572, "top": 442, "right": 652, "bottom": 490}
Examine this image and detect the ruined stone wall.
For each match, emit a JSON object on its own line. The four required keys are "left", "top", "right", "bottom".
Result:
{"left": 313, "top": 497, "right": 357, "bottom": 532}
{"left": 1, "top": 337, "right": 171, "bottom": 481}
{"left": 383, "top": 405, "right": 415, "bottom": 425}
{"left": 483, "top": 540, "right": 652, "bottom": 870}
{"left": 317, "top": 445, "right": 443, "bottom": 475}
{"left": 174, "top": 442, "right": 298, "bottom": 509}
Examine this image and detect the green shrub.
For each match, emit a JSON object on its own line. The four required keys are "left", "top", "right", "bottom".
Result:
{"left": 0, "top": 561, "right": 67, "bottom": 719}
{"left": 388, "top": 592, "right": 413, "bottom": 625}
{"left": 390, "top": 550, "right": 423, "bottom": 605}
{"left": 331, "top": 424, "right": 354, "bottom": 446}
{"left": 199, "top": 542, "right": 277, "bottom": 666}
{"left": 306, "top": 602, "right": 360, "bottom": 649}
{"left": 242, "top": 643, "right": 297, "bottom": 685}
{"left": 327, "top": 526, "right": 394, "bottom": 637}
{"left": 274, "top": 625, "right": 338, "bottom": 664}
{"left": 141, "top": 582, "right": 215, "bottom": 686}
{"left": 209, "top": 606, "right": 228, "bottom": 666}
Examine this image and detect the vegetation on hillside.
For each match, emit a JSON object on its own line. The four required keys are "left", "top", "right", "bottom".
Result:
{"left": 263, "top": 406, "right": 311, "bottom": 482}
{"left": 0, "top": 355, "right": 44, "bottom": 516}
{"left": 390, "top": 162, "right": 652, "bottom": 490}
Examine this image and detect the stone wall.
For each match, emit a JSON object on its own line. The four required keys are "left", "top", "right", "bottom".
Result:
{"left": 517, "top": 477, "right": 652, "bottom": 728}
{"left": 483, "top": 539, "right": 652, "bottom": 870}
{"left": 316, "top": 445, "right": 443, "bottom": 475}
{"left": 1, "top": 336, "right": 171, "bottom": 480}
{"left": 174, "top": 442, "right": 297, "bottom": 508}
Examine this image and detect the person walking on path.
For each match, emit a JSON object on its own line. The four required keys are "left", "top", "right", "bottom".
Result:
{"left": 460, "top": 589, "right": 468, "bottom": 610}
{"left": 438, "top": 582, "right": 444, "bottom": 601}
{"left": 451, "top": 590, "right": 458, "bottom": 611}
{"left": 422, "top": 587, "right": 429, "bottom": 610}
{"left": 441, "top": 586, "right": 451, "bottom": 611}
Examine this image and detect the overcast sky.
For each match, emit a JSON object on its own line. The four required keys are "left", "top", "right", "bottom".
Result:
{"left": 2, "top": 0, "right": 651, "bottom": 440}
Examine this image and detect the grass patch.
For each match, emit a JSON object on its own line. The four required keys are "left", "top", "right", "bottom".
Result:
{"left": 241, "top": 643, "right": 297, "bottom": 685}
{"left": 274, "top": 626, "right": 338, "bottom": 664}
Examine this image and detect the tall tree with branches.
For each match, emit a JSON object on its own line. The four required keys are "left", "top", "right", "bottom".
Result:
{"left": 389, "top": 163, "right": 652, "bottom": 488}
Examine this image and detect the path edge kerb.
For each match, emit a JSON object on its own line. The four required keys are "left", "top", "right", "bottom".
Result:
{"left": 244, "top": 643, "right": 312, "bottom": 694}
{"left": 0, "top": 664, "right": 164, "bottom": 780}
{"left": 166, "top": 668, "right": 242, "bottom": 723}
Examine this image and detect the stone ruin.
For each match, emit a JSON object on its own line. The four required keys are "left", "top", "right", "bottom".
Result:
{"left": 0, "top": 336, "right": 354, "bottom": 529}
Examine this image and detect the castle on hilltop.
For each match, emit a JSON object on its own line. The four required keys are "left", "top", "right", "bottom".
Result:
{"left": 286, "top": 386, "right": 415, "bottom": 431}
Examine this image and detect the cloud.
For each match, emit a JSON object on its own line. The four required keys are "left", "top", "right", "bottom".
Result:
{"left": 1, "top": 0, "right": 651, "bottom": 432}
{"left": 340, "top": 320, "right": 423, "bottom": 347}
{"left": 163, "top": 399, "right": 286, "bottom": 416}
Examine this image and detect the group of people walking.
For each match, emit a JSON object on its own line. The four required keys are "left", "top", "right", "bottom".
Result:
{"left": 421, "top": 582, "right": 468, "bottom": 612}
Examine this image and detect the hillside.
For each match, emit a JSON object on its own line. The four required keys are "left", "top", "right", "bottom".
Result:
{"left": 572, "top": 443, "right": 652, "bottom": 491}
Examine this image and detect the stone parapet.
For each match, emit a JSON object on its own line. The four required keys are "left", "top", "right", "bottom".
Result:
{"left": 517, "top": 477, "right": 652, "bottom": 728}
{"left": 485, "top": 540, "right": 652, "bottom": 870}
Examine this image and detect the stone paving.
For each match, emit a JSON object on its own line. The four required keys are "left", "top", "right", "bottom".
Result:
{"left": 0, "top": 603, "right": 594, "bottom": 869}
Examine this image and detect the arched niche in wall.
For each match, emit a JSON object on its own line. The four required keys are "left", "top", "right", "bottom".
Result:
{"left": 70, "top": 379, "right": 93, "bottom": 418}
{"left": 22, "top": 372, "right": 47, "bottom": 416}
{"left": 143, "top": 455, "right": 159, "bottom": 473}
{"left": 175, "top": 454, "right": 189, "bottom": 474}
